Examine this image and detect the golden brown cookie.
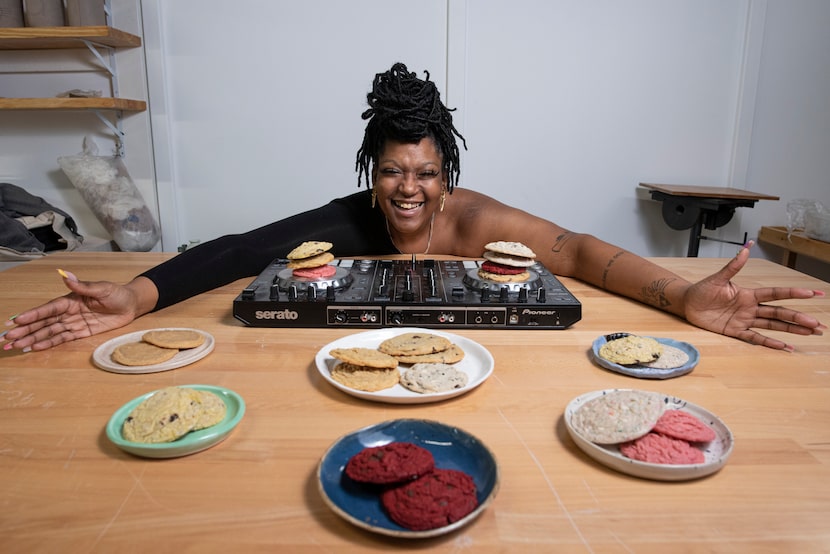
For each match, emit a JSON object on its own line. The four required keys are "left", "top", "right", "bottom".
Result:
{"left": 483, "top": 241, "right": 536, "bottom": 259}
{"left": 392, "top": 343, "right": 465, "bottom": 364}
{"left": 286, "top": 241, "right": 333, "bottom": 260}
{"left": 122, "top": 386, "right": 202, "bottom": 443}
{"left": 330, "top": 362, "right": 401, "bottom": 392}
{"left": 111, "top": 341, "right": 179, "bottom": 366}
{"left": 287, "top": 251, "right": 335, "bottom": 269}
{"left": 477, "top": 268, "right": 530, "bottom": 282}
{"left": 329, "top": 347, "right": 399, "bottom": 369}
{"left": 142, "top": 329, "right": 205, "bottom": 349}
{"left": 378, "top": 332, "right": 452, "bottom": 357}
{"left": 599, "top": 335, "right": 663, "bottom": 365}
{"left": 191, "top": 389, "right": 227, "bottom": 430}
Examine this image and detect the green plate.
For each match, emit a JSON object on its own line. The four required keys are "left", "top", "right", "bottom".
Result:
{"left": 106, "top": 384, "right": 245, "bottom": 458}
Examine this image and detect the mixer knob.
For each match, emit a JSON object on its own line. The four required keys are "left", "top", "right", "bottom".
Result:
{"left": 480, "top": 286, "right": 490, "bottom": 302}
{"left": 536, "top": 288, "right": 546, "bottom": 302}
{"left": 241, "top": 286, "right": 257, "bottom": 300}
{"left": 402, "top": 289, "right": 414, "bottom": 302}
{"left": 269, "top": 284, "right": 280, "bottom": 300}
{"left": 499, "top": 286, "right": 509, "bottom": 302}
{"left": 326, "top": 286, "right": 336, "bottom": 301}
{"left": 518, "top": 287, "right": 528, "bottom": 303}
{"left": 307, "top": 285, "right": 317, "bottom": 301}
{"left": 452, "top": 286, "right": 464, "bottom": 298}
{"left": 288, "top": 285, "right": 298, "bottom": 301}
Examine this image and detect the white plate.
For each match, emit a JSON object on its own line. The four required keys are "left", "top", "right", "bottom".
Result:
{"left": 93, "top": 328, "right": 215, "bottom": 374}
{"left": 564, "top": 389, "right": 734, "bottom": 481}
{"left": 315, "top": 327, "right": 494, "bottom": 404}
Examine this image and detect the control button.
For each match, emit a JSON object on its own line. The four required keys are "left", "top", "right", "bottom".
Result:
{"left": 326, "top": 286, "right": 336, "bottom": 301}
{"left": 499, "top": 287, "right": 509, "bottom": 302}
{"left": 288, "top": 285, "right": 298, "bottom": 301}
{"left": 269, "top": 284, "right": 280, "bottom": 300}
{"left": 241, "top": 287, "right": 257, "bottom": 300}
{"left": 306, "top": 285, "right": 317, "bottom": 301}
{"left": 480, "top": 286, "right": 490, "bottom": 302}
{"left": 536, "top": 288, "right": 547, "bottom": 302}
{"left": 518, "top": 287, "right": 528, "bottom": 303}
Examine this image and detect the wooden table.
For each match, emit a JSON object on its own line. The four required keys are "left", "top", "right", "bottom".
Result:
{"left": 2, "top": 253, "right": 829, "bottom": 552}
{"left": 640, "top": 183, "right": 780, "bottom": 256}
{"left": 758, "top": 225, "right": 830, "bottom": 268}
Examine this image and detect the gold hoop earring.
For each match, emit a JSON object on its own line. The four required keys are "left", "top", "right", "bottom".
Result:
{"left": 371, "top": 188, "right": 376, "bottom": 208}
{"left": 439, "top": 189, "right": 446, "bottom": 212}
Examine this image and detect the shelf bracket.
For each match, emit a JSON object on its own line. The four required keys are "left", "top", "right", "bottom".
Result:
{"left": 92, "top": 109, "right": 125, "bottom": 157}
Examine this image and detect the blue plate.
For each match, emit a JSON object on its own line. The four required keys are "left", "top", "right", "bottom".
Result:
{"left": 317, "top": 419, "right": 500, "bottom": 538}
{"left": 591, "top": 335, "right": 700, "bottom": 379}
{"left": 106, "top": 384, "right": 245, "bottom": 458}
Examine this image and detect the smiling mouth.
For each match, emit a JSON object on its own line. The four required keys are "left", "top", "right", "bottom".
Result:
{"left": 392, "top": 200, "right": 424, "bottom": 210}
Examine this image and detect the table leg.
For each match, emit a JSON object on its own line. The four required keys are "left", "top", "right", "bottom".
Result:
{"left": 687, "top": 220, "right": 703, "bottom": 257}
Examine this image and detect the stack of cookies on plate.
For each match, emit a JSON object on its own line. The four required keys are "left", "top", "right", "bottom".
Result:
{"left": 599, "top": 333, "right": 689, "bottom": 369}
{"left": 478, "top": 241, "right": 536, "bottom": 282}
{"left": 329, "top": 332, "right": 467, "bottom": 394}
{"left": 287, "top": 241, "right": 336, "bottom": 279}
{"left": 111, "top": 329, "right": 206, "bottom": 366}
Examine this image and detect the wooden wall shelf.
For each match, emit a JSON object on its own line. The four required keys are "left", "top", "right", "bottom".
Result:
{"left": 0, "top": 97, "right": 146, "bottom": 112}
{"left": 0, "top": 26, "right": 141, "bottom": 50}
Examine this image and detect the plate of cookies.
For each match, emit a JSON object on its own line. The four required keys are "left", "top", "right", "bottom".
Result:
{"left": 315, "top": 327, "right": 494, "bottom": 404}
{"left": 106, "top": 384, "right": 245, "bottom": 458}
{"left": 591, "top": 332, "right": 699, "bottom": 379}
{"left": 93, "top": 328, "right": 215, "bottom": 374}
{"left": 564, "top": 389, "right": 734, "bottom": 481}
{"left": 317, "top": 418, "right": 499, "bottom": 538}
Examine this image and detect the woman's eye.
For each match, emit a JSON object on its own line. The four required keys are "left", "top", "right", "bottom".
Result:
{"left": 419, "top": 171, "right": 438, "bottom": 179}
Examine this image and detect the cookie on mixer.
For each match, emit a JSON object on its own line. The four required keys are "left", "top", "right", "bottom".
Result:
{"left": 484, "top": 241, "right": 536, "bottom": 260}
{"left": 378, "top": 332, "right": 452, "bottom": 357}
{"left": 286, "top": 240, "right": 333, "bottom": 260}
{"left": 477, "top": 269, "right": 530, "bottom": 283}
{"left": 287, "top": 251, "right": 335, "bottom": 269}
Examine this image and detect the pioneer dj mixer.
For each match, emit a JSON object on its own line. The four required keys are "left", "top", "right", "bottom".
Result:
{"left": 232, "top": 257, "right": 581, "bottom": 329}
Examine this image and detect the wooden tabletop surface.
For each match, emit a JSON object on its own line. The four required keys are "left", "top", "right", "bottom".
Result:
{"left": 1, "top": 252, "right": 828, "bottom": 552}
{"left": 639, "top": 182, "right": 780, "bottom": 201}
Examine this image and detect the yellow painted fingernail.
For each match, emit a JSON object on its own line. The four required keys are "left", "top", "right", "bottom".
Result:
{"left": 57, "top": 268, "right": 69, "bottom": 278}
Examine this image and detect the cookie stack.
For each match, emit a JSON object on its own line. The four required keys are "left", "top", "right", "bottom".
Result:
{"left": 111, "top": 329, "right": 205, "bottom": 366}
{"left": 328, "top": 332, "right": 468, "bottom": 394}
{"left": 344, "top": 442, "right": 479, "bottom": 531}
{"left": 287, "top": 241, "right": 336, "bottom": 279}
{"left": 478, "top": 241, "right": 536, "bottom": 283}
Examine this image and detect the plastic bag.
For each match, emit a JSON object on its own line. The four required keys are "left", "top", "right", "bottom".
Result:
{"left": 58, "top": 137, "right": 160, "bottom": 252}
{"left": 804, "top": 203, "right": 830, "bottom": 243}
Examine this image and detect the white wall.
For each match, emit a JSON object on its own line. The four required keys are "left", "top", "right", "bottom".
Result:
{"left": 2, "top": 0, "right": 829, "bottom": 281}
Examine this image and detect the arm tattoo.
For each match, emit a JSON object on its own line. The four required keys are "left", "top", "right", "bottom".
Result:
{"left": 550, "top": 232, "right": 576, "bottom": 253}
{"left": 601, "top": 250, "right": 626, "bottom": 289}
{"left": 641, "top": 278, "right": 677, "bottom": 309}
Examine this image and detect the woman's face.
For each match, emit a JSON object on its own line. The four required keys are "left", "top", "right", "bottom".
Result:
{"left": 372, "top": 137, "right": 446, "bottom": 237}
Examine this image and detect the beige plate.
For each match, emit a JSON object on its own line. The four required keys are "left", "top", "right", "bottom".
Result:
{"left": 93, "top": 328, "right": 215, "bottom": 374}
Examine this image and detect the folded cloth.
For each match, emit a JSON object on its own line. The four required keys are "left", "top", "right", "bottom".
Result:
{"left": 0, "top": 183, "right": 84, "bottom": 258}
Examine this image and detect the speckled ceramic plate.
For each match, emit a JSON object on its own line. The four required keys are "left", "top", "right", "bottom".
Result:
{"left": 93, "top": 328, "right": 215, "bottom": 374}
{"left": 318, "top": 419, "right": 499, "bottom": 538}
{"left": 564, "top": 389, "right": 733, "bottom": 481}
{"left": 316, "top": 328, "right": 494, "bottom": 404}
{"left": 591, "top": 335, "right": 699, "bottom": 379}
{"left": 106, "top": 384, "right": 245, "bottom": 458}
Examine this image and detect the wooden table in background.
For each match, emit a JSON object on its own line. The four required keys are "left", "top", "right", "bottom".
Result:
{"left": 1, "top": 253, "right": 828, "bottom": 552}
{"left": 758, "top": 225, "right": 830, "bottom": 268}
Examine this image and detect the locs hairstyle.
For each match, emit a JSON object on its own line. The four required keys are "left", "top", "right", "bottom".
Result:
{"left": 355, "top": 63, "right": 467, "bottom": 193}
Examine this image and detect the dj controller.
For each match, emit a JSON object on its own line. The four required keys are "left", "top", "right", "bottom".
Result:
{"left": 233, "top": 257, "right": 581, "bottom": 330}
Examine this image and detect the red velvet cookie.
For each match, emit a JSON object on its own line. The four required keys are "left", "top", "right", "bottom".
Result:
{"left": 292, "top": 264, "right": 337, "bottom": 279}
{"left": 652, "top": 409, "right": 716, "bottom": 443}
{"left": 480, "top": 260, "right": 527, "bottom": 275}
{"left": 381, "top": 468, "right": 478, "bottom": 531}
{"left": 344, "top": 442, "right": 435, "bottom": 485}
{"left": 619, "top": 432, "right": 705, "bottom": 465}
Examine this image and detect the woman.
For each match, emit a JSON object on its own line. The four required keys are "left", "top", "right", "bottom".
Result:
{"left": 2, "top": 63, "right": 825, "bottom": 352}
